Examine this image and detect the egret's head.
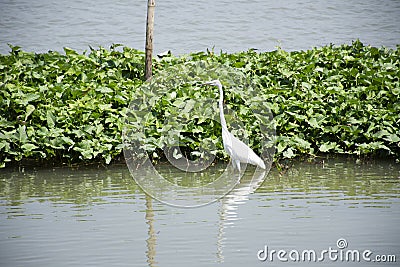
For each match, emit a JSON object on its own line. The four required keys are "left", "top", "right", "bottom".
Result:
{"left": 201, "top": 80, "right": 222, "bottom": 87}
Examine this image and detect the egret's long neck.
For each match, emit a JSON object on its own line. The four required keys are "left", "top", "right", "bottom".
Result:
{"left": 218, "top": 85, "right": 228, "bottom": 131}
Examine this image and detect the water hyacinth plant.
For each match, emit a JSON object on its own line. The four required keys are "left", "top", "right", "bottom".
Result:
{"left": 0, "top": 40, "right": 399, "bottom": 167}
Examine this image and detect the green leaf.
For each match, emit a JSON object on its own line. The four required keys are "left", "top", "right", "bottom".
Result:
{"left": 25, "top": 104, "right": 35, "bottom": 121}
{"left": 283, "top": 148, "right": 295, "bottom": 158}
{"left": 173, "top": 148, "right": 183, "bottom": 159}
{"left": 64, "top": 47, "right": 78, "bottom": 56}
{"left": 319, "top": 142, "right": 337, "bottom": 153}
{"left": 96, "top": 87, "right": 114, "bottom": 93}
{"left": 307, "top": 118, "right": 320, "bottom": 128}
{"left": 17, "top": 93, "right": 40, "bottom": 105}
{"left": 18, "top": 125, "right": 28, "bottom": 144}
{"left": 21, "top": 143, "right": 38, "bottom": 152}
{"left": 46, "top": 110, "right": 55, "bottom": 128}
{"left": 384, "top": 134, "right": 400, "bottom": 143}
{"left": 183, "top": 99, "right": 196, "bottom": 113}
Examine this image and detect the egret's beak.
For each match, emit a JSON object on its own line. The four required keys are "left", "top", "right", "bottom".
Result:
{"left": 200, "top": 81, "right": 215, "bottom": 86}
{"left": 192, "top": 81, "right": 208, "bottom": 90}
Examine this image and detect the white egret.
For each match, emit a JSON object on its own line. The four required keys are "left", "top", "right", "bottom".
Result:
{"left": 202, "top": 80, "right": 266, "bottom": 172}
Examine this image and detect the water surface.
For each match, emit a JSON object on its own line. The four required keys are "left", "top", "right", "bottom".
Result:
{"left": 1, "top": 159, "right": 399, "bottom": 266}
{"left": 0, "top": 0, "right": 399, "bottom": 55}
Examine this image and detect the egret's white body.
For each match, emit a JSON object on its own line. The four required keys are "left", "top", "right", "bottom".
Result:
{"left": 203, "top": 80, "right": 266, "bottom": 172}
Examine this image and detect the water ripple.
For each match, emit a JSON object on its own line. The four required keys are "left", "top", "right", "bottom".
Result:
{"left": 1, "top": 0, "right": 399, "bottom": 54}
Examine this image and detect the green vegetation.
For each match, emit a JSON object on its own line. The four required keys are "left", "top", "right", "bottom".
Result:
{"left": 0, "top": 44, "right": 143, "bottom": 167}
{"left": 0, "top": 41, "right": 399, "bottom": 167}
{"left": 124, "top": 60, "right": 274, "bottom": 166}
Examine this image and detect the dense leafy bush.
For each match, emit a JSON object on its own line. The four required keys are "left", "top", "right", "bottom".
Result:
{"left": 0, "top": 44, "right": 143, "bottom": 167}
{"left": 226, "top": 41, "right": 400, "bottom": 159}
{"left": 0, "top": 41, "right": 399, "bottom": 167}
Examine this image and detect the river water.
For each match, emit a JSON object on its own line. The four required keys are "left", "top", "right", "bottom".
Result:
{"left": 0, "top": 0, "right": 399, "bottom": 55}
{"left": 1, "top": 159, "right": 400, "bottom": 266}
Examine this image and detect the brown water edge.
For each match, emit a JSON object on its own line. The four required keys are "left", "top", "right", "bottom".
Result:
{"left": 2, "top": 153, "right": 398, "bottom": 175}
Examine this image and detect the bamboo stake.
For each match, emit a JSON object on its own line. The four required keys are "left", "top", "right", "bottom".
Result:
{"left": 145, "top": 195, "right": 156, "bottom": 267}
{"left": 145, "top": 0, "right": 155, "bottom": 80}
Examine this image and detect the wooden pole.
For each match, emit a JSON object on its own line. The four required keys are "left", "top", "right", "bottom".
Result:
{"left": 145, "top": 0, "right": 155, "bottom": 80}
{"left": 145, "top": 194, "right": 156, "bottom": 267}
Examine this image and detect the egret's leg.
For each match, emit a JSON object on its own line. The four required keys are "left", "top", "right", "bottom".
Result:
{"left": 231, "top": 160, "right": 236, "bottom": 169}
{"left": 234, "top": 159, "right": 241, "bottom": 172}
